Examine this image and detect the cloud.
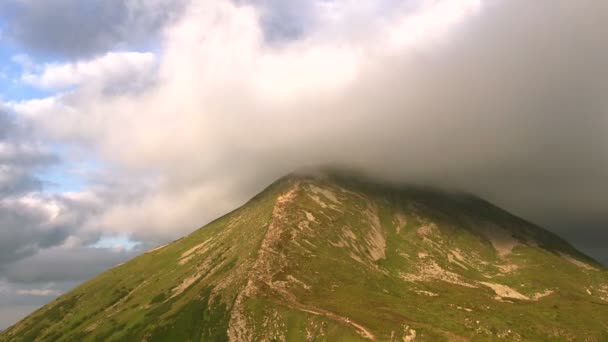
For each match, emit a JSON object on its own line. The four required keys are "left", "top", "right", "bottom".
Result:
{"left": 0, "top": 228, "right": 139, "bottom": 329}
{"left": 11, "top": 0, "right": 606, "bottom": 251}
{"left": 0, "top": 0, "right": 186, "bottom": 58}
{"left": 16, "top": 289, "right": 60, "bottom": 296}
{"left": 0, "top": 110, "right": 129, "bottom": 329}
{"left": 241, "top": 0, "right": 319, "bottom": 41}
{"left": 0, "top": 305, "right": 42, "bottom": 330}
{"left": 0, "top": 111, "right": 63, "bottom": 264}
{"left": 0, "top": 277, "right": 81, "bottom": 329}
{"left": 0, "top": 110, "right": 103, "bottom": 268}
{"left": 0, "top": 110, "right": 56, "bottom": 174}
{"left": 21, "top": 51, "right": 156, "bottom": 91}
{"left": 3, "top": 0, "right": 608, "bottom": 290}
{"left": 3, "top": 246, "right": 137, "bottom": 284}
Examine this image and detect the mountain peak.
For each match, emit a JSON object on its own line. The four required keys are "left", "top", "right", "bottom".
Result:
{"left": 3, "top": 173, "right": 607, "bottom": 341}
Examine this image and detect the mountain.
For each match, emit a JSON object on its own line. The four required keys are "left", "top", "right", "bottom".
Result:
{"left": 3, "top": 172, "right": 608, "bottom": 341}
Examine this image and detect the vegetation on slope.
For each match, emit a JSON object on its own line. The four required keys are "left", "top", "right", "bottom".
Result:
{"left": 3, "top": 173, "right": 607, "bottom": 341}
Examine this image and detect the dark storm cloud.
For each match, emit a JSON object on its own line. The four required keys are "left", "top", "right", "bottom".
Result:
{"left": 0, "top": 0, "right": 186, "bottom": 58}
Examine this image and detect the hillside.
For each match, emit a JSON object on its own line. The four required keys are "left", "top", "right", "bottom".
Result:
{"left": 2, "top": 173, "right": 608, "bottom": 341}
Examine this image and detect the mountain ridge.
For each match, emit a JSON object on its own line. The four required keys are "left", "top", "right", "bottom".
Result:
{"left": 3, "top": 172, "right": 608, "bottom": 341}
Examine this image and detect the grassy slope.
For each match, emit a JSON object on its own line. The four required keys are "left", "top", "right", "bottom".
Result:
{"left": 2, "top": 174, "right": 608, "bottom": 341}
{"left": 0, "top": 177, "right": 290, "bottom": 342}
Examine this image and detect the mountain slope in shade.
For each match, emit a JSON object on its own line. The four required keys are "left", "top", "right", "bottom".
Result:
{"left": 2, "top": 173, "right": 608, "bottom": 341}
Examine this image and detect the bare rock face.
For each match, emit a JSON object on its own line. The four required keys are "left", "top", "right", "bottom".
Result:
{"left": 3, "top": 172, "right": 607, "bottom": 342}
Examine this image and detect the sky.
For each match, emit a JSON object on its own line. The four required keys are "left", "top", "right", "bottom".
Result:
{"left": 0, "top": 0, "right": 607, "bottom": 329}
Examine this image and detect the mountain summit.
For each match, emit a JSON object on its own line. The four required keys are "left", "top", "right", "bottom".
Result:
{"left": 3, "top": 173, "right": 608, "bottom": 341}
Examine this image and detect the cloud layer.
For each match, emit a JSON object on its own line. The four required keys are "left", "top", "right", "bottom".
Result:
{"left": 14, "top": 0, "right": 607, "bottom": 240}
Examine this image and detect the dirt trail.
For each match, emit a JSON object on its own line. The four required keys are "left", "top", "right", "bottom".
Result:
{"left": 228, "top": 182, "right": 376, "bottom": 341}
{"left": 228, "top": 183, "right": 376, "bottom": 341}
{"left": 227, "top": 183, "right": 300, "bottom": 342}
{"left": 145, "top": 243, "right": 167, "bottom": 253}
{"left": 297, "top": 305, "right": 375, "bottom": 340}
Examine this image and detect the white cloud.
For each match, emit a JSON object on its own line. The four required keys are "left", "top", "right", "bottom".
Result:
{"left": 21, "top": 51, "right": 156, "bottom": 90}
{"left": 6, "top": 96, "right": 65, "bottom": 118}
{"left": 388, "top": 0, "right": 481, "bottom": 50}
{"left": 16, "top": 288, "right": 60, "bottom": 296}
